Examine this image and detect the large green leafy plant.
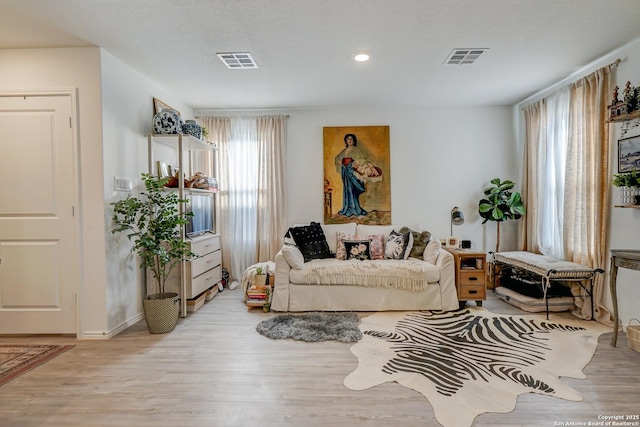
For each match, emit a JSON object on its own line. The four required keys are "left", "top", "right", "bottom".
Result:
{"left": 111, "top": 173, "right": 194, "bottom": 298}
{"left": 612, "top": 170, "right": 640, "bottom": 187}
{"left": 478, "top": 178, "right": 526, "bottom": 252}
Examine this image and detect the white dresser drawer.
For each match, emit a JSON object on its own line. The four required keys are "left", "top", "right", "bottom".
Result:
{"left": 191, "top": 250, "right": 222, "bottom": 279}
{"left": 189, "top": 266, "right": 222, "bottom": 298}
{"left": 190, "top": 234, "right": 220, "bottom": 256}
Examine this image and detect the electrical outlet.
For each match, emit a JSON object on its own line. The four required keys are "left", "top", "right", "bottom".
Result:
{"left": 114, "top": 176, "right": 133, "bottom": 192}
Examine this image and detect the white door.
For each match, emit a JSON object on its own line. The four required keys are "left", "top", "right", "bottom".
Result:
{"left": 0, "top": 93, "right": 77, "bottom": 334}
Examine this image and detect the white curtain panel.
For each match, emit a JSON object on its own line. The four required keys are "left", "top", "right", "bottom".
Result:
{"left": 256, "top": 115, "right": 288, "bottom": 263}
{"left": 201, "top": 116, "right": 234, "bottom": 279}
{"left": 201, "top": 115, "right": 288, "bottom": 282}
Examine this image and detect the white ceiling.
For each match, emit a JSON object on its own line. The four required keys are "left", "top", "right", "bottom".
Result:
{"left": 2, "top": 0, "right": 640, "bottom": 110}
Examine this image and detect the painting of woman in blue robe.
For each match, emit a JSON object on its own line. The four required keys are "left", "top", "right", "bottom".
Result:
{"left": 334, "top": 133, "right": 383, "bottom": 217}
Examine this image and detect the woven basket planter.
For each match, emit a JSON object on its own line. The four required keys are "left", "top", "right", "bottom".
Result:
{"left": 143, "top": 293, "right": 180, "bottom": 334}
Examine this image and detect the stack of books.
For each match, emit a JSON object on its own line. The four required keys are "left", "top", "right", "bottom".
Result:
{"left": 246, "top": 286, "right": 268, "bottom": 307}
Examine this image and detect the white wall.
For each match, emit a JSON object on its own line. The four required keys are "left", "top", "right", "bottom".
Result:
{"left": 100, "top": 49, "right": 194, "bottom": 334}
{"left": 283, "top": 106, "right": 518, "bottom": 252}
{"left": 0, "top": 47, "right": 107, "bottom": 336}
{"left": 197, "top": 105, "right": 518, "bottom": 250}
{"left": 515, "top": 37, "right": 640, "bottom": 330}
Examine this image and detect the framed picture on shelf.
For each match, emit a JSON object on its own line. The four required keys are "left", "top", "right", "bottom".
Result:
{"left": 156, "top": 161, "right": 169, "bottom": 177}
{"left": 153, "top": 97, "right": 181, "bottom": 117}
{"left": 446, "top": 236, "right": 460, "bottom": 249}
{"left": 169, "top": 165, "right": 181, "bottom": 178}
{"left": 618, "top": 135, "right": 640, "bottom": 173}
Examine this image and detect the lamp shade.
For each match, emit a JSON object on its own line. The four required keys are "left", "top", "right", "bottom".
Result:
{"left": 451, "top": 207, "right": 465, "bottom": 225}
{"left": 450, "top": 207, "right": 464, "bottom": 236}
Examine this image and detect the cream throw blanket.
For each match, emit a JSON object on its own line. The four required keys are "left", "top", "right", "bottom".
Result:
{"left": 304, "top": 260, "right": 429, "bottom": 291}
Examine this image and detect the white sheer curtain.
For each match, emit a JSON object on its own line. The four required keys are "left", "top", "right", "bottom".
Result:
{"left": 227, "top": 117, "right": 259, "bottom": 280}
{"left": 537, "top": 87, "right": 570, "bottom": 259}
{"left": 200, "top": 115, "right": 288, "bottom": 282}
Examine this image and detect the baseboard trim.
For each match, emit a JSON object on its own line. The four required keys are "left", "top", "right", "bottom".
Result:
{"left": 78, "top": 313, "right": 144, "bottom": 339}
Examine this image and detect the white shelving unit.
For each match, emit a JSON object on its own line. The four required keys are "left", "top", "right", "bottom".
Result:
{"left": 147, "top": 134, "right": 220, "bottom": 316}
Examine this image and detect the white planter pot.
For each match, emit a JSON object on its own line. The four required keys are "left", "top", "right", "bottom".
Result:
{"left": 254, "top": 274, "right": 267, "bottom": 288}
{"left": 620, "top": 186, "right": 640, "bottom": 204}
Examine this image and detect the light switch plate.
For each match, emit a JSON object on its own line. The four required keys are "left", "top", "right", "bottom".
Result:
{"left": 114, "top": 176, "right": 133, "bottom": 192}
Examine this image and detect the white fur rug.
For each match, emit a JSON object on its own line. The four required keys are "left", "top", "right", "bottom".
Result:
{"left": 344, "top": 308, "right": 609, "bottom": 427}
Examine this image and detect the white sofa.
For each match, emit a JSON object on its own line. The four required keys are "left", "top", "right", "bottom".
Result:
{"left": 270, "top": 222, "right": 458, "bottom": 312}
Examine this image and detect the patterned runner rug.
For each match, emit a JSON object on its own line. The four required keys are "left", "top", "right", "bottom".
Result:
{"left": 344, "top": 308, "right": 609, "bottom": 427}
{"left": 0, "top": 344, "right": 74, "bottom": 386}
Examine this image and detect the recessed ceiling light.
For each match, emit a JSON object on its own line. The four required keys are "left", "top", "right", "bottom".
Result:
{"left": 352, "top": 51, "right": 371, "bottom": 62}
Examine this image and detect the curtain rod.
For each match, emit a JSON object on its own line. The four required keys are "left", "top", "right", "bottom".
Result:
{"left": 196, "top": 113, "right": 290, "bottom": 118}
{"left": 195, "top": 111, "right": 289, "bottom": 119}
{"left": 518, "top": 57, "right": 623, "bottom": 108}
{"left": 195, "top": 108, "right": 291, "bottom": 117}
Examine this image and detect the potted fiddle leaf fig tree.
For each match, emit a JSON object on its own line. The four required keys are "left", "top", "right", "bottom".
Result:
{"left": 478, "top": 178, "right": 526, "bottom": 252}
{"left": 111, "top": 173, "right": 195, "bottom": 334}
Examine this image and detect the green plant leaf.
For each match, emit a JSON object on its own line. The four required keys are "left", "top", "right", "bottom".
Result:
{"left": 111, "top": 173, "right": 197, "bottom": 295}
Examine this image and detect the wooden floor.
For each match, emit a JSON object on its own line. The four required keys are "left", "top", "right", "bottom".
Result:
{"left": 1, "top": 289, "right": 639, "bottom": 427}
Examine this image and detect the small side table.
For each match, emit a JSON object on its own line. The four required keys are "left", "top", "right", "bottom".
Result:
{"left": 609, "top": 249, "right": 640, "bottom": 347}
{"left": 444, "top": 248, "right": 487, "bottom": 308}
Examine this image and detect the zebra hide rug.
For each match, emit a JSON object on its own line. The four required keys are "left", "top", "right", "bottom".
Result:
{"left": 343, "top": 308, "right": 609, "bottom": 427}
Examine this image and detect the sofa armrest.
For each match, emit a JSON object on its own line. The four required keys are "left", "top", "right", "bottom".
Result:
{"left": 435, "top": 248, "right": 453, "bottom": 272}
{"left": 271, "top": 250, "right": 291, "bottom": 312}
{"left": 434, "top": 249, "right": 458, "bottom": 310}
{"left": 435, "top": 249, "right": 454, "bottom": 268}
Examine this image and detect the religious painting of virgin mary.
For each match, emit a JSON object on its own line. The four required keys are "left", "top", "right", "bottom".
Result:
{"left": 323, "top": 126, "right": 391, "bottom": 225}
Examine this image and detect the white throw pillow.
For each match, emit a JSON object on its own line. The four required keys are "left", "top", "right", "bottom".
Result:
{"left": 282, "top": 245, "right": 305, "bottom": 270}
{"left": 356, "top": 224, "right": 396, "bottom": 241}
{"left": 321, "top": 222, "right": 357, "bottom": 253}
{"left": 423, "top": 239, "right": 441, "bottom": 264}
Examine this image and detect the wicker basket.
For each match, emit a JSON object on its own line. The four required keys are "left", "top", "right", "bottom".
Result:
{"left": 627, "top": 318, "right": 640, "bottom": 352}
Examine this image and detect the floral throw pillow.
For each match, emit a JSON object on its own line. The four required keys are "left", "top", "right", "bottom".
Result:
{"left": 360, "top": 234, "right": 385, "bottom": 260}
{"left": 336, "top": 233, "right": 384, "bottom": 260}
{"left": 384, "top": 230, "right": 411, "bottom": 260}
{"left": 336, "top": 232, "right": 358, "bottom": 260}
{"left": 344, "top": 240, "right": 371, "bottom": 261}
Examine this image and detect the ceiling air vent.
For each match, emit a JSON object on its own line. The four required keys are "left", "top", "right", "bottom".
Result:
{"left": 444, "top": 48, "right": 488, "bottom": 65}
{"left": 216, "top": 52, "right": 258, "bottom": 69}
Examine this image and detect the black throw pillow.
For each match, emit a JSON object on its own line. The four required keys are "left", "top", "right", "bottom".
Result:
{"left": 343, "top": 240, "right": 371, "bottom": 261}
{"left": 287, "top": 222, "right": 333, "bottom": 262}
